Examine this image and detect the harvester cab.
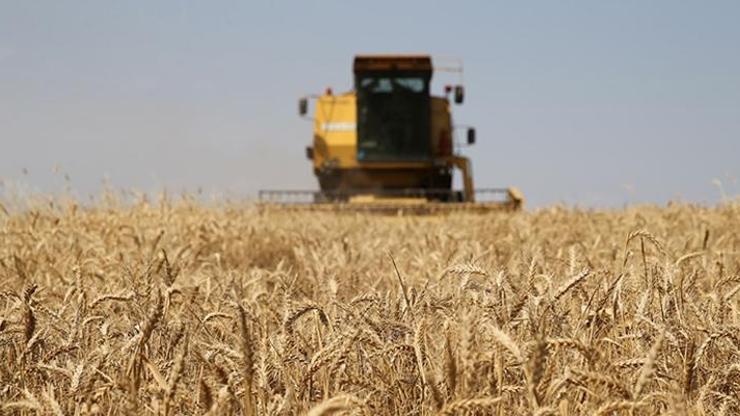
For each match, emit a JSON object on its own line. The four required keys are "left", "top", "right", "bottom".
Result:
{"left": 260, "top": 55, "right": 523, "bottom": 213}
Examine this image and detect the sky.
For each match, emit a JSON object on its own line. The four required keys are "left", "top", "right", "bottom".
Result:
{"left": 1, "top": 1, "right": 738, "bottom": 208}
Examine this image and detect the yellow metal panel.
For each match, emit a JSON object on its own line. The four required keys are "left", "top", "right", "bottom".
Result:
{"left": 313, "top": 93, "right": 359, "bottom": 169}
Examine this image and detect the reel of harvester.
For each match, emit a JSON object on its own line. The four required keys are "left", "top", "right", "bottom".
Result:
{"left": 258, "top": 187, "right": 523, "bottom": 215}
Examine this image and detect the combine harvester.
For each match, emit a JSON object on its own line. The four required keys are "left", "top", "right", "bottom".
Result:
{"left": 259, "top": 55, "right": 523, "bottom": 214}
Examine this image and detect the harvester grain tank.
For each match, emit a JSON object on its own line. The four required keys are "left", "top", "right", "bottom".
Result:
{"left": 259, "top": 55, "right": 522, "bottom": 213}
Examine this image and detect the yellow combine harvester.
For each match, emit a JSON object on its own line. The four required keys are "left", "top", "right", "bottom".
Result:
{"left": 259, "top": 54, "right": 523, "bottom": 213}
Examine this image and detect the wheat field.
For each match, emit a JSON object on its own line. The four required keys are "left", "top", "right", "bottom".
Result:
{"left": 0, "top": 197, "right": 739, "bottom": 415}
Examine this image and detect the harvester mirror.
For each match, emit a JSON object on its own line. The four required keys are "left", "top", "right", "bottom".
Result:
{"left": 305, "top": 146, "right": 314, "bottom": 160}
{"left": 467, "top": 127, "right": 476, "bottom": 145}
{"left": 298, "top": 97, "right": 308, "bottom": 116}
{"left": 454, "top": 85, "right": 465, "bottom": 104}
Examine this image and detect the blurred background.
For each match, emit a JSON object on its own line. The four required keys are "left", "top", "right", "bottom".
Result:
{"left": 1, "top": 1, "right": 738, "bottom": 207}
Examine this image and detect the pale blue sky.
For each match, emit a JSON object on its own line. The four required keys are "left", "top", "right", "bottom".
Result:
{"left": 1, "top": 1, "right": 738, "bottom": 207}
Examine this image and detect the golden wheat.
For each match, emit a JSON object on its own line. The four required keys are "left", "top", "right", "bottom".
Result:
{"left": 0, "top": 196, "right": 738, "bottom": 415}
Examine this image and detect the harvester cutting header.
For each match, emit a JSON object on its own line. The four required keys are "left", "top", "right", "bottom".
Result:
{"left": 260, "top": 54, "right": 523, "bottom": 213}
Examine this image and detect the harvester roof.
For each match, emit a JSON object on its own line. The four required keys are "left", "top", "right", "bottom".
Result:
{"left": 353, "top": 55, "right": 432, "bottom": 73}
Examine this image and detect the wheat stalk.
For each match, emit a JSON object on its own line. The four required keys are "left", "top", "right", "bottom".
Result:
{"left": 1, "top": 196, "right": 738, "bottom": 414}
{"left": 436, "top": 396, "right": 503, "bottom": 415}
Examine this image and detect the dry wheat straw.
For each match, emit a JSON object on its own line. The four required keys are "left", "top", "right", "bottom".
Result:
{"left": 0, "top": 196, "right": 737, "bottom": 414}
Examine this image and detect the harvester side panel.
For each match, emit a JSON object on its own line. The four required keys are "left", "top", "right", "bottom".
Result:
{"left": 313, "top": 93, "right": 358, "bottom": 170}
